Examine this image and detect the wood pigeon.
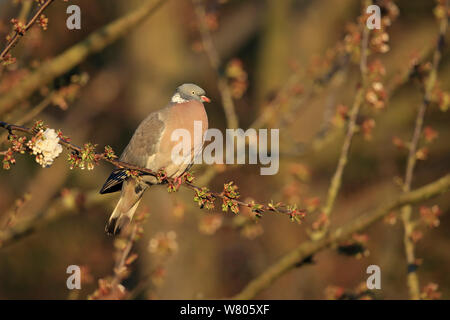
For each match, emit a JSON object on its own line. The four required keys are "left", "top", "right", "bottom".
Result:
{"left": 100, "top": 83, "right": 210, "bottom": 235}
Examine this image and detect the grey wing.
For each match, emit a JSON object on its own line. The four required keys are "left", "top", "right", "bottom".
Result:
{"left": 99, "top": 110, "right": 166, "bottom": 194}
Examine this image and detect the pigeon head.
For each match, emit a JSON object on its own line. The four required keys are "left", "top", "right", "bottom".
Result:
{"left": 172, "top": 83, "right": 211, "bottom": 104}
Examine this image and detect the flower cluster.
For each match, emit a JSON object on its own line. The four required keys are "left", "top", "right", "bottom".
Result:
{"left": 287, "top": 205, "right": 305, "bottom": 223}
{"left": 26, "top": 128, "right": 63, "bottom": 167}
{"left": 340, "top": 1, "right": 397, "bottom": 62}
{"left": 171, "top": 202, "right": 186, "bottom": 220}
{"left": 289, "top": 163, "right": 311, "bottom": 182}
{"left": 1, "top": 53, "right": 16, "bottom": 66}
{"left": 2, "top": 135, "right": 27, "bottom": 169}
{"left": 367, "top": 0, "right": 399, "bottom": 53}
{"left": 232, "top": 199, "right": 264, "bottom": 240}
{"left": 37, "top": 14, "right": 48, "bottom": 31}
{"left": 332, "top": 104, "right": 350, "bottom": 128}
{"left": 240, "top": 220, "right": 264, "bottom": 240}
{"left": 148, "top": 231, "right": 178, "bottom": 257}
{"left": 431, "top": 85, "right": 450, "bottom": 112}
{"left": 383, "top": 211, "right": 398, "bottom": 225}
{"left": 342, "top": 22, "right": 362, "bottom": 60}
{"left": 10, "top": 19, "right": 25, "bottom": 36}
{"left": 2, "top": 149, "right": 15, "bottom": 170}
{"left": 365, "top": 60, "right": 387, "bottom": 110}
{"left": 221, "top": 181, "right": 240, "bottom": 214}
{"left": 193, "top": 186, "right": 216, "bottom": 210}
{"left": 325, "top": 282, "right": 374, "bottom": 300}
{"left": 103, "top": 145, "right": 117, "bottom": 160}
{"left": 420, "top": 282, "right": 441, "bottom": 300}
{"left": 166, "top": 171, "right": 195, "bottom": 192}
{"left": 392, "top": 123, "right": 439, "bottom": 161}
{"left": 423, "top": 126, "right": 439, "bottom": 143}
{"left": 153, "top": 168, "right": 166, "bottom": 183}
{"left": 190, "top": 1, "right": 223, "bottom": 52}
{"left": 198, "top": 214, "right": 223, "bottom": 235}
{"left": 204, "top": 11, "right": 219, "bottom": 31}
{"left": 249, "top": 201, "right": 264, "bottom": 216}
{"left": 68, "top": 142, "right": 98, "bottom": 170}
{"left": 361, "top": 118, "right": 376, "bottom": 141}
{"left": 311, "top": 212, "right": 330, "bottom": 232}
{"left": 419, "top": 205, "right": 442, "bottom": 228}
{"left": 89, "top": 278, "right": 127, "bottom": 300}
{"left": 32, "top": 119, "right": 47, "bottom": 132}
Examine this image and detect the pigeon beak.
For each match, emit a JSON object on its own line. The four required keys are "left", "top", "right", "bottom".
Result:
{"left": 201, "top": 95, "right": 211, "bottom": 103}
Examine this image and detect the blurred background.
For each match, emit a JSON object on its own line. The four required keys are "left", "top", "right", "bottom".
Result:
{"left": 0, "top": 0, "right": 449, "bottom": 299}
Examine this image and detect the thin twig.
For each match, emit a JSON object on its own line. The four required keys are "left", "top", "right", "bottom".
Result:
{"left": 0, "top": 92, "right": 55, "bottom": 144}
{"left": 0, "top": 0, "right": 54, "bottom": 61}
{"left": 1, "top": 192, "right": 31, "bottom": 229}
{"left": 17, "top": 0, "right": 34, "bottom": 24}
{"left": 110, "top": 226, "right": 138, "bottom": 288}
{"left": 0, "top": 0, "right": 168, "bottom": 117}
{"left": 231, "top": 173, "right": 450, "bottom": 300}
{"left": 320, "top": 8, "right": 370, "bottom": 225}
{"left": 0, "top": 121, "right": 305, "bottom": 228}
{"left": 0, "top": 0, "right": 33, "bottom": 79}
{"left": 278, "top": 54, "right": 351, "bottom": 130}
{"left": 192, "top": 0, "right": 239, "bottom": 129}
{"left": 249, "top": 72, "right": 302, "bottom": 130}
{"left": 197, "top": 53, "right": 350, "bottom": 186}
{"left": 0, "top": 190, "right": 114, "bottom": 248}
{"left": 400, "top": 0, "right": 449, "bottom": 300}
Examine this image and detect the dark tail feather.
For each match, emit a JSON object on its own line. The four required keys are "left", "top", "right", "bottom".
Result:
{"left": 105, "top": 216, "right": 130, "bottom": 236}
{"left": 105, "top": 180, "right": 145, "bottom": 236}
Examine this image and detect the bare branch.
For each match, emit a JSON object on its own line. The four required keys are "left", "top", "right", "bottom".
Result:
{"left": 0, "top": 190, "right": 113, "bottom": 248}
{"left": 317, "top": 4, "right": 371, "bottom": 236}
{"left": 0, "top": 0, "right": 54, "bottom": 62}
{"left": 0, "top": 120, "right": 305, "bottom": 248}
{"left": 192, "top": 0, "right": 239, "bottom": 129}
{"left": 232, "top": 173, "right": 450, "bottom": 300}
{"left": 400, "top": 0, "right": 449, "bottom": 300}
{"left": 0, "top": 0, "right": 168, "bottom": 117}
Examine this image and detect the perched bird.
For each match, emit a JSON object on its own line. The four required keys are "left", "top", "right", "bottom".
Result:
{"left": 100, "top": 83, "right": 210, "bottom": 235}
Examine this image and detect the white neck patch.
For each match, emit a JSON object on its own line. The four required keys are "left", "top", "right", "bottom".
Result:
{"left": 171, "top": 93, "right": 188, "bottom": 104}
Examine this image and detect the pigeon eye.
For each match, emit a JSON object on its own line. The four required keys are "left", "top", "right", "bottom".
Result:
{"left": 192, "top": 91, "right": 195, "bottom": 94}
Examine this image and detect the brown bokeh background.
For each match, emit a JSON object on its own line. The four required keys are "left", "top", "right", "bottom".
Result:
{"left": 0, "top": 0, "right": 449, "bottom": 299}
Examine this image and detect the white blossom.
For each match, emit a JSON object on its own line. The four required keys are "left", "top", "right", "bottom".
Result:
{"left": 28, "top": 128, "right": 63, "bottom": 167}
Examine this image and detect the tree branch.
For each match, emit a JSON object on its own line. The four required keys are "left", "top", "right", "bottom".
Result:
{"left": 231, "top": 173, "right": 450, "bottom": 300}
{"left": 315, "top": 3, "right": 371, "bottom": 239}
{"left": 0, "top": 189, "right": 113, "bottom": 248}
{"left": 192, "top": 0, "right": 239, "bottom": 129}
{"left": 0, "top": 120, "right": 305, "bottom": 248}
{"left": 400, "top": 0, "right": 449, "bottom": 300}
{"left": 0, "top": 0, "right": 54, "bottom": 62}
{"left": 0, "top": 0, "right": 168, "bottom": 117}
